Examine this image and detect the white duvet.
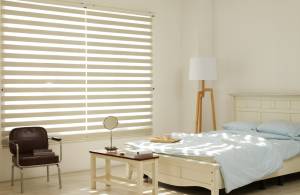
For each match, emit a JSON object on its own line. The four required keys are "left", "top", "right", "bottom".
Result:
{"left": 125, "top": 130, "right": 300, "bottom": 193}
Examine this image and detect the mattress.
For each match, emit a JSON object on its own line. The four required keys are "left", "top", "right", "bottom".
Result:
{"left": 125, "top": 138, "right": 300, "bottom": 163}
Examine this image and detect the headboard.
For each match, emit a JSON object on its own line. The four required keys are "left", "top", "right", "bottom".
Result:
{"left": 229, "top": 94, "right": 300, "bottom": 124}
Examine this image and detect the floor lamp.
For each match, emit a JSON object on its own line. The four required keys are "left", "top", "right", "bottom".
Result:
{"left": 189, "top": 57, "right": 217, "bottom": 134}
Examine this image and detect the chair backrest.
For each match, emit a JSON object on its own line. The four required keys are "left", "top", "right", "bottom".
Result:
{"left": 9, "top": 127, "right": 48, "bottom": 154}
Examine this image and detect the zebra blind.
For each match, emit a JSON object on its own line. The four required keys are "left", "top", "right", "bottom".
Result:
{"left": 1, "top": 0, "right": 154, "bottom": 146}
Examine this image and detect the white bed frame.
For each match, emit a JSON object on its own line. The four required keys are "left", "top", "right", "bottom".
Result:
{"left": 126, "top": 94, "right": 300, "bottom": 195}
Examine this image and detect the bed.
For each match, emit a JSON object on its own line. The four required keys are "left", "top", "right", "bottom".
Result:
{"left": 125, "top": 94, "right": 300, "bottom": 195}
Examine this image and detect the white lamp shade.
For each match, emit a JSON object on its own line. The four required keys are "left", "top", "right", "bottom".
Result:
{"left": 189, "top": 57, "right": 217, "bottom": 80}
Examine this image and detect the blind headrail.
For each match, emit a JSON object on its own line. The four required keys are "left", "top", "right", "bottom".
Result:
{"left": 3, "top": 0, "right": 155, "bottom": 17}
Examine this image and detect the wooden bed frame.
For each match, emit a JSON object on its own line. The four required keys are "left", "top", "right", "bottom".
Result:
{"left": 126, "top": 94, "right": 300, "bottom": 195}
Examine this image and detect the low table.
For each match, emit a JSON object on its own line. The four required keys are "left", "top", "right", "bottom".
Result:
{"left": 90, "top": 150, "right": 159, "bottom": 195}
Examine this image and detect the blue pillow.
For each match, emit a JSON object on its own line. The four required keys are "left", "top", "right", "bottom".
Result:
{"left": 221, "top": 121, "right": 260, "bottom": 131}
{"left": 257, "top": 120, "right": 300, "bottom": 137}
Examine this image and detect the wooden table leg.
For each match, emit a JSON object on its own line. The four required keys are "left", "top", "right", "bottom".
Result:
{"left": 152, "top": 159, "right": 158, "bottom": 195}
{"left": 126, "top": 163, "right": 133, "bottom": 179}
{"left": 106, "top": 159, "right": 111, "bottom": 186}
{"left": 137, "top": 161, "right": 143, "bottom": 195}
{"left": 91, "top": 153, "right": 96, "bottom": 189}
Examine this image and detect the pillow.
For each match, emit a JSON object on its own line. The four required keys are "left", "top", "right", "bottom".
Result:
{"left": 257, "top": 120, "right": 300, "bottom": 137}
{"left": 221, "top": 121, "right": 260, "bottom": 131}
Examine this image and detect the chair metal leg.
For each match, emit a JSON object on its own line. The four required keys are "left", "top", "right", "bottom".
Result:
{"left": 57, "top": 164, "right": 62, "bottom": 189}
{"left": 20, "top": 167, "right": 24, "bottom": 194}
{"left": 11, "top": 165, "right": 14, "bottom": 186}
{"left": 47, "top": 166, "right": 49, "bottom": 182}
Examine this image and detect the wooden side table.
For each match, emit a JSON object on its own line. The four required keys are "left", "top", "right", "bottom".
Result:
{"left": 90, "top": 150, "right": 159, "bottom": 195}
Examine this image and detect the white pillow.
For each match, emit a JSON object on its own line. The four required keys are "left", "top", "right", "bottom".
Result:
{"left": 257, "top": 120, "right": 300, "bottom": 137}
{"left": 222, "top": 121, "right": 260, "bottom": 131}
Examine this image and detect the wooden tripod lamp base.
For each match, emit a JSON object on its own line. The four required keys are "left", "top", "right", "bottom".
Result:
{"left": 195, "top": 81, "right": 217, "bottom": 134}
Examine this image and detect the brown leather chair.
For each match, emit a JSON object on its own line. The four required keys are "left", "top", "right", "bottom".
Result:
{"left": 9, "top": 127, "right": 62, "bottom": 194}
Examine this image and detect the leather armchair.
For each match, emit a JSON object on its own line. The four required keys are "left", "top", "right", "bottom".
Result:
{"left": 9, "top": 127, "right": 62, "bottom": 194}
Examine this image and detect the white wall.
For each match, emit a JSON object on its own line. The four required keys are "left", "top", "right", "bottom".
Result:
{"left": 182, "top": 0, "right": 300, "bottom": 133}
{"left": 0, "top": 0, "right": 182, "bottom": 182}
{"left": 212, "top": 0, "right": 300, "bottom": 129}
{"left": 181, "top": 0, "right": 213, "bottom": 133}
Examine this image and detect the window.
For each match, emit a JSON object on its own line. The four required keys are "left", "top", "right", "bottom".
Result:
{"left": 1, "top": 0, "right": 154, "bottom": 146}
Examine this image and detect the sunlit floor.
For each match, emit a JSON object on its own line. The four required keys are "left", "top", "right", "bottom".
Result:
{"left": 1, "top": 165, "right": 300, "bottom": 195}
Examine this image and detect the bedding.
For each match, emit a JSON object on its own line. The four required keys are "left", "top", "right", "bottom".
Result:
{"left": 125, "top": 131, "right": 300, "bottom": 193}
{"left": 125, "top": 138, "right": 300, "bottom": 164}
{"left": 269, "top": 139, "right": 300, "bottom": 160}
{"left": 257, "top": 120, "right": 300, "bottom": 137}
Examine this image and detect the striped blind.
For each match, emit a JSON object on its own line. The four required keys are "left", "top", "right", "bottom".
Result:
{"left": 1, "top": 0, "right": 154, "bottom": 146}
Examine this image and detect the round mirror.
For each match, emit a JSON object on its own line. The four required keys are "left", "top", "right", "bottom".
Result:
{"left": 103, "top": 116, "right": 118, "bottom": 130}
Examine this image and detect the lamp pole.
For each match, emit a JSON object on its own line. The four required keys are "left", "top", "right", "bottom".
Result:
{"left": 195, "top": 80, "right": 216, "bottom": 134}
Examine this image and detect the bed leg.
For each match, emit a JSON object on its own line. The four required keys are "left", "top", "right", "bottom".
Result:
{"left": 277, "top": 176, "right": 283, "bottom": 186}
{"left": 211, "top": 189, "right": 219, "bottom": 195}
{"left": 259, "top": 180, "right": 266, "bottom": 190}
{"left": 211, "top": 178, "right": 219, "bottom": 194}
{"left": 211, "top": 169, "right": 222, "bottom": 195}
{"left": 219, "top": 189, "right": 226, "bottom": 195}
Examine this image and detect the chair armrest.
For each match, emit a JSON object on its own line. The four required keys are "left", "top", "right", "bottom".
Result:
{"left": 9, "top": 140, "right": 20, "bottom": 166}
{"left": 48, "top": 137, "right": 62, "bottom": 141}
{"left": 9, "top": 140, "right": 18, "bottom": 145}
{"left": 48, "top": 137, "right": 62, "bottom": 163}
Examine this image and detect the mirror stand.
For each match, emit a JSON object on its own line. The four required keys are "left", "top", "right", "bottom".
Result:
{"left": 103, "top": 116, "right": 119, "bottom": 153}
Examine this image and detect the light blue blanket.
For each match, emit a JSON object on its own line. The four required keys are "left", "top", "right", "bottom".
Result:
{"left": 125, "top": 130, "right": 300, "bottom": 193}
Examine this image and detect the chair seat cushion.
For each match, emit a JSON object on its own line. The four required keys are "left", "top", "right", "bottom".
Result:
{"left": 12, "top": 153, "right": 59, "bottom": 166}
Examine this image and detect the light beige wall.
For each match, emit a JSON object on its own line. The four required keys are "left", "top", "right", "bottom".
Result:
{"left": 212, "top": 0, "right": 300, "bottom": 129}
{"left": 0, "top": 0, "right": 182, "bottom": 182}
{"left": 181, "top": 0, "right": 213, "bottom": 133}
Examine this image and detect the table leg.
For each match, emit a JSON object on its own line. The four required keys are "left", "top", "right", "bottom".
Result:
{"left": 91, "top": 153, "right": 96, "bottom": 189}
{"left": 126, "top": 163, "right": 133, "bottom": 179}
{"left": 152, "top": 159, "right": 158, "bottom": 195}
{"left": 137, "top": 161, "right": 144, "bottom": 195}
{"left": 106, "top": 159, "right": 111, "bottom": 186}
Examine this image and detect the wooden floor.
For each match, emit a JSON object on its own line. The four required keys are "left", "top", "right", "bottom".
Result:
{"left": 1, "top": 165, "right": 300, "bottom": 195}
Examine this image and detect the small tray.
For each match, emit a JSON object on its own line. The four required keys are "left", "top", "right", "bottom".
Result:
{"left": 147, "top": 137, "right": 181, "bottom": 143}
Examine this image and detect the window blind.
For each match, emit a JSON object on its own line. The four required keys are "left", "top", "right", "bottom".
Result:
{"left": 1, "top": 0, "right": 154, "bottom": 146}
